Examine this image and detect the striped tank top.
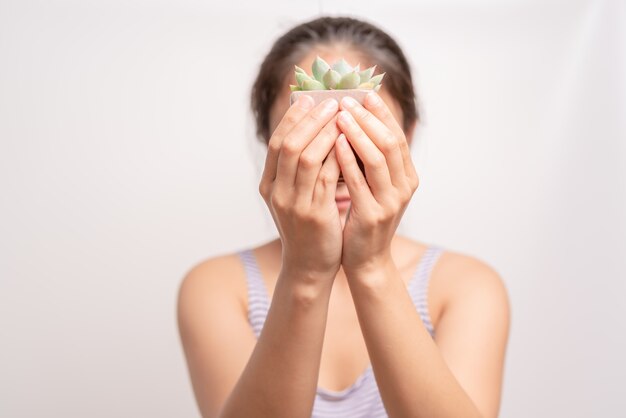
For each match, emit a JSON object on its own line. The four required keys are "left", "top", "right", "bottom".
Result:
{"left": 237, "top": 245, "right": 444, "bottom": 418}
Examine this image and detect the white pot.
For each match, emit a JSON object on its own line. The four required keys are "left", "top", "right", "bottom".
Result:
{"left": 289, "top": 88, "right": 372, "bottom": 106}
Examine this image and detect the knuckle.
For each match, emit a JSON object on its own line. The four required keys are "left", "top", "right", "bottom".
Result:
{"left": 368, "top": 153, "right": 386, "bottom": 169}
{"left": 398, "top": 189, "right": 411, "bottom": 205}
{"left": 298, "top": 152, "right": 318, "bottom": 169}
{"left": 270, "top": 193, "right": 288, "bottom": 211}
{"left": 381, "top": 204, "right": 397, "bottom": 221}
{"left": 284, "top": 113, "right": 300, "bottom": 127}
{"left": 409, "top": 170, "right": 420, "bottom": 190}
{"left": 318, "top": 171, "right": 334, "bottom": 187}
{"left": 381, "top": 132, "right": 398, "bottom": 153}
{"left": 281, "top": 137, "right": 300, "bottom": 156}
{"left": 268, "top": 140, "right": 281, "bottom": 155}
{"left": 258, "top": 181, "right": 268, "bottom": 199}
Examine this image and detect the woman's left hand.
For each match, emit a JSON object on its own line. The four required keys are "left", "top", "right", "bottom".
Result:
{"left": 335, "top": 92, "right": 420, "bottom": 275}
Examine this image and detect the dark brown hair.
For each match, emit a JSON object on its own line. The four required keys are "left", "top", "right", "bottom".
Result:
{"left": 250, "top": 15, "right": 419, "bottom": 145}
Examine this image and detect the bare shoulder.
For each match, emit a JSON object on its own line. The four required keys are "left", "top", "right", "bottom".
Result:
{"left": 435, "top": 248, "right": 508, "bottom": 293}
{"left": 428, "top": 248, "right": 511, "bottom": 418}
{"left": 428, "top": 246, "right": 511, "bottom": 326}
{"left": 177, "top": 251, "right": 249, "bottom": 320}
{"left": 176, "top": 250, "right": 258, "bottom": 417}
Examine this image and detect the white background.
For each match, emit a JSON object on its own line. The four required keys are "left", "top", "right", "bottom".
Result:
{"left": 1, "top": 0, "right": 625, "bottom": 417}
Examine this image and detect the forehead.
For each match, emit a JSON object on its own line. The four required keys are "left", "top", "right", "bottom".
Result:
{"left": 268, "top": 47, "right": 404, "bottom": 137}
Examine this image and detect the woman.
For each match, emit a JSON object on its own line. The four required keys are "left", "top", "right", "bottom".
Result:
{"left": 177, "top": 16, "right": 510, "bottom": 418}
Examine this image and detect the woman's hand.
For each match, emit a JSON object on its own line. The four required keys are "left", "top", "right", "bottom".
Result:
{"left": 259, "top": 95, "right": 344, "bottom": 281}
{"left": 335, "top": 92, "right": 420, "bottom": 275}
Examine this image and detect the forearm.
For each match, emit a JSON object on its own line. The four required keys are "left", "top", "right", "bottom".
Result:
{"left": 346, "top": 260, "right": 483, "bottom": 418}
{"left": 219, "top": 269, "right": 333, "bottom": 418}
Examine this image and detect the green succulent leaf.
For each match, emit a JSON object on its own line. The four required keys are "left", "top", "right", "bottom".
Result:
{"left": 332, "top": 58, "right": 353, "bottom": 76}
{"left": 337, "top": 71, "right": 360, "bottom": 89}
{"left": 293, "top": 57, "right": 383, "bottom": 91}
{"left": 295, "top": 71, "right": 314, "bottom": 88}
{"left": 369, "top": 73, "right": 386, "bottom": 87}
{"left": 302, "top": 79, "right": 325, "bottom": 91}
{"left": 312, "top": 56, "right": 331, "bottom": 82}
{"left": 323, "top": 69, "right": 341, "bottom": 89}
{"left": 359, "top": 65, "right": 376, "bottom": 83}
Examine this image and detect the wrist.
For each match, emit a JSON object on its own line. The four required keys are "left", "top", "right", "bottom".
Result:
{"left": 343, "top": 251, "right": 394, "bottom": 277}
{"left": 278, "top": 266, "right": 335, "bottom": 304}
{"left": 344, "top": 254, "right": 397, "bottom": 289}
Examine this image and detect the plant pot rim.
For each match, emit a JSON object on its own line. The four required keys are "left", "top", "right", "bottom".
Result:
{"left": 290, "top": 89, "right": 374, "bottom": 106}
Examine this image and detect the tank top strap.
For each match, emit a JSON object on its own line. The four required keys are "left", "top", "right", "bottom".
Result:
{"left": 237, "top": 248, "right": 270, "bottom": 338}
{"left": 238, "top": 245, "right": 445, "bottom": 339}
{"left": 408, "top": 245, "right": 445, "bottom": 338}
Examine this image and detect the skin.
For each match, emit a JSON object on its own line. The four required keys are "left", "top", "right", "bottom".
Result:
{"left": 177, "top": 47, "right": 511, "bottom": 418}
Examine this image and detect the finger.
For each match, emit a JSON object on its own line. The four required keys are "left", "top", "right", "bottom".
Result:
{"left": 295, "top": 114, "right": 341, "bottom": 204}
{"left": 337, "top": 110, "right": 392, "bottom": 200}
{"left": 363, "top": 92, "right": 419, "bottom": 187}
{"left": 312, "top": 143, "right": 341, "bottom": 205}
{"left": 335, "top": 133, "right": 376, "bottom": 209}
{"left": 274, "top": 98, "right": 339, "bottom": 190}
{"left": 261, "top": 95, "right": 315, "bottom": 187}
{"left": 339, "top": 95, "right": 407, "bottom": 188}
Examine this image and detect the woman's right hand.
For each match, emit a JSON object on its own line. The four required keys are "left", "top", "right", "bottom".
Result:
{"left": 259, "top": 95, "right": 343, "bottom": 282}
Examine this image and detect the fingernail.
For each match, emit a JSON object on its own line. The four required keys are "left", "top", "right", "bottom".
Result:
{"left": 322, "top": 98, "right": 338, "bottom": 112}
{"left": 298, "top": 95, "right": 314, "bottom": 109}
{"left": 342, "top": 96, "right": 357, "bottom": 108}
{"left": 365, "top": 92, "right": 380, "bottom": 106}
{"left": 337, "top": 134, "right": 348, "bottom": 148}
{"left": 339, "top": 111, "right": 352, "bottom": 124}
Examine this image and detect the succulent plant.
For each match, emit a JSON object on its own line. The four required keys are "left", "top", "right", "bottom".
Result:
{"left": 290, "top": 56, "right": 385, "bottom": 92}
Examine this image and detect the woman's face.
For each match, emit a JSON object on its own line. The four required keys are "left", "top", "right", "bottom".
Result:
{"left": 267, "top": 48, "right": 413, "bottom": 220}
